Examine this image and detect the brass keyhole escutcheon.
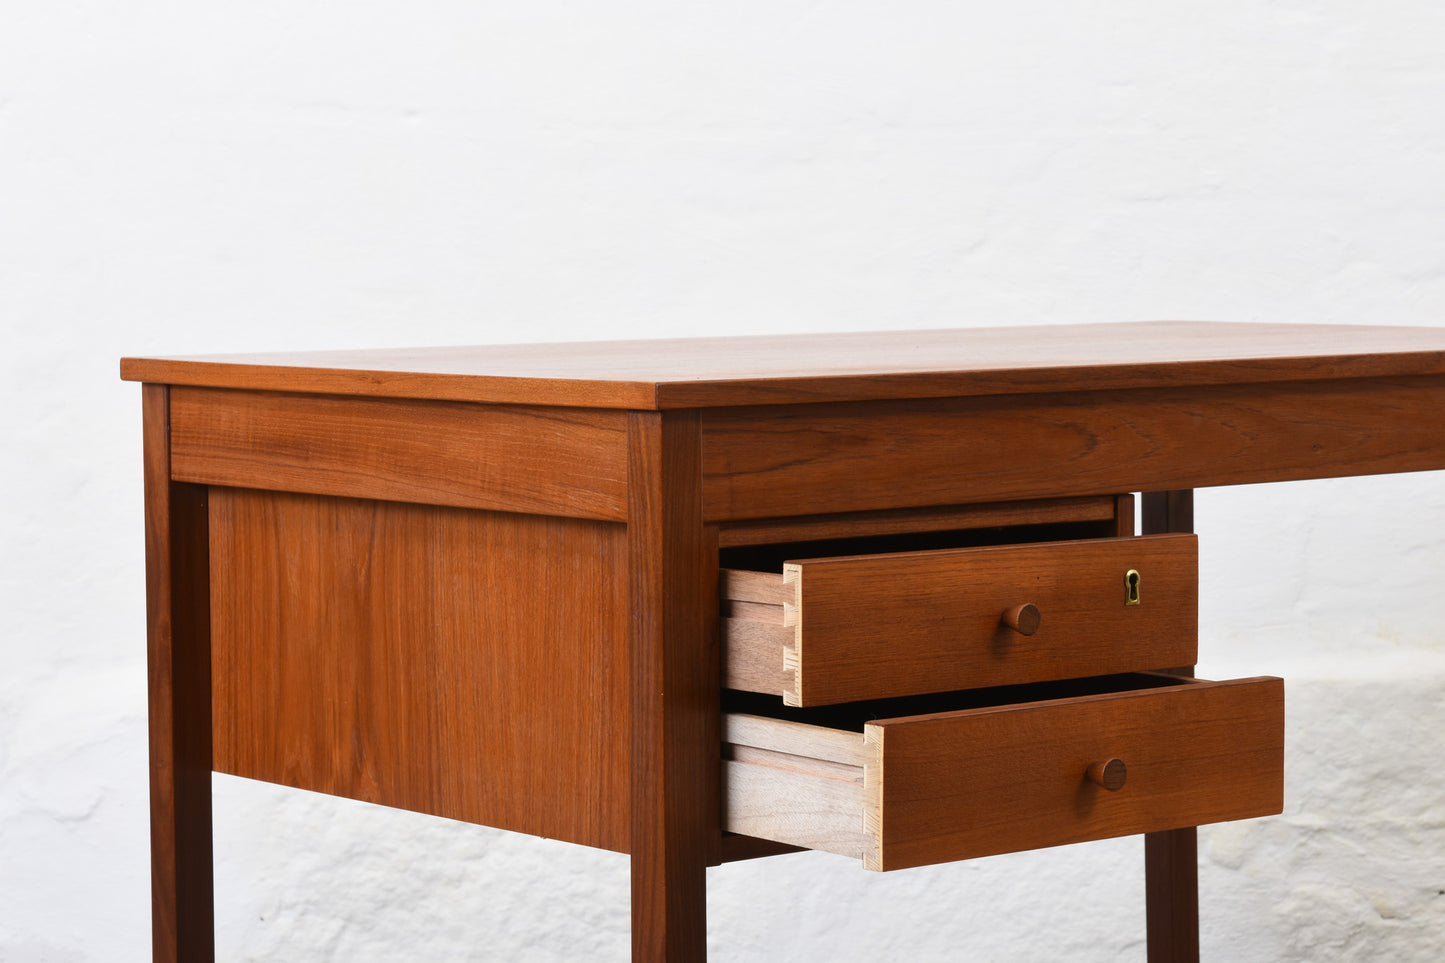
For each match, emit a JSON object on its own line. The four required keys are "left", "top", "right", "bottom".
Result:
{"left": 1125, "top": 569, "right": 1141, "bottom": 606}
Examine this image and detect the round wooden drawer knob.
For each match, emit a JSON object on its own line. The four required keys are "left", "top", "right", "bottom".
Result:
{"left": 1087, "top": 758, "right": 1128, "bottom": 792}
{"left": 1001, "top": 603, "right": 1042, "bottom": 636}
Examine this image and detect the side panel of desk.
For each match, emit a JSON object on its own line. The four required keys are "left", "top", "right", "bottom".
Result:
{"left": 169, "top": 388, "right": 635, "bottom": 853}
{"left": 208, "top": 490, "right": 632, "bottom": 851}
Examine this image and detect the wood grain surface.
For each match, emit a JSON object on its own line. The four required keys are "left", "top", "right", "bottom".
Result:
{"left": 142, "top": 385, "right": 215, "bottom": 963}
{"left": 715, "top": 496, "right": 1120, "bottom": 547}
{"left": 723, "top": 534, "right": 1198, "bottom": 706}
{"left": 170, "top": 387, "right": 629, "bottom": 520}
{"left": 123, "top": 321, "right": 1445, "bottom": 409}
{"left": 208, "top": 488, "right": 631, "bottom": 852}
{"left": 701, "top": 377, "right": 1445, "bottom": 521}
{"left": 626, "top": 411, "right": 716, "bottom": 961}
{"left": 723, "top": 755, "right": 867, "bottom": 859}
{"left": 721, "top": 676, "right": 1283, "bottom": 872}
{"left": 863, "top": 676, "right": 1283, "bottom": 871}
{"left": 1143, "top": 490, "right": 1201, "bottom": 963}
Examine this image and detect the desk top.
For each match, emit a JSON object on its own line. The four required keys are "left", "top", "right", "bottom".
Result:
{"left": 121, "top": 321, "right": 1445, "bottom": 410}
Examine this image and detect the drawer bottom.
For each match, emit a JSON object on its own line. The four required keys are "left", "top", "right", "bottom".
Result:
{"left": 723, "top": 673, "right": 1284, "bottom": 871}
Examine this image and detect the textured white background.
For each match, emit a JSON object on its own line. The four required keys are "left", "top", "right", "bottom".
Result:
{"left": 3, "top": 2, "right": 1445, "bottom": 960}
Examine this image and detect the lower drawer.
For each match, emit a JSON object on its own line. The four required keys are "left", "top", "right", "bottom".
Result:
{"left": 723, "top": 673, "right": 1283, "bottom": 871}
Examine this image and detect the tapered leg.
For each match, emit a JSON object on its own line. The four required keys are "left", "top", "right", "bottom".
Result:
{"left": 143, "top": 385, "right": 215, "bottom": 962}
{"left": 1142, "top": 490, "right": 1198, "bottom": 963}
{"left": 627, "top": 411, "right": 717, "bottom": 960}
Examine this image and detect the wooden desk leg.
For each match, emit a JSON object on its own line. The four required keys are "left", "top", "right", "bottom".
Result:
{"left": 143, "top": 385, "right": 215, "bottom": 963}
{"left": 1142, "top": 490, "right": 1199, "bottom": 963}
{"left": 1145, "top": 828, "right": 1200, "bottom": 962}
{"left": 627, "top": 411, "right": 717, "bottom": 961}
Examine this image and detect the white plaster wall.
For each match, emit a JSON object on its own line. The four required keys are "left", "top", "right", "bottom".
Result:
{"left": 3, "top": 2, "right": 1444, "bottom": 959}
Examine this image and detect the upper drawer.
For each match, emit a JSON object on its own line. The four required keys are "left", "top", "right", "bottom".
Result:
{"left": 723, "top": 534, "right": 1198, "bottom": 706}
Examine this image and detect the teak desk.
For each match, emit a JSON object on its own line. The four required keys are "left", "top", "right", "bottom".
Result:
{"left": 122, "top": 322, "right": 1445, "bottom": 961}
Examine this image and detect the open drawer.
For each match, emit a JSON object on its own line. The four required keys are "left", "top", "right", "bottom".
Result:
{"left": 722, "top": 534, "right": 1199, "bottom": 706}
{"left": 723, "top": 673, "right": 1283, "bottom": 871}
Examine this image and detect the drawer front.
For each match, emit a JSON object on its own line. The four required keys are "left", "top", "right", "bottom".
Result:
{"left": 724, "top": 675, "right": 1284, "bottom": 871}
{"left": 723, "top": 534, "right": 1198, "bottom": 706}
